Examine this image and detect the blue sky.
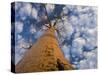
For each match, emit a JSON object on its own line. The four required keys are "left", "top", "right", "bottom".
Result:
{"left": 11, "top": 2, "right": 97, "bottom": 69}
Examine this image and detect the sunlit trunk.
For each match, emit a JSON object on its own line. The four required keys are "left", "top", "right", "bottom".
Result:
{"left": 15, "top": 27, "right": 74, "bottom": 73}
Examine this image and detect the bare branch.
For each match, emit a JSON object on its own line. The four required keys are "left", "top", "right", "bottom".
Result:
{"left": 53, "top": 14, "right": 67, "bottom": 27}
{"left": 53, "top": 18, "right": 58, "bottom": 27}
{"left": 45, "top": 25, "right": 50, "bottom": 28}
{"left": 41, "top": 4, "right": 52, "bottom": 27}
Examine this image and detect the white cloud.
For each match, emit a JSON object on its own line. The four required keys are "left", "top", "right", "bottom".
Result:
{"left": 19, "top": 3, "right": 32, "bottom": 21}
{"left": 15, "top": 2, "right": 22, "bottom": 11}
{"left": 31, "top": 7, "right": 38, "bottom": 19}
{"left": 17, "top": 38, "right": 31, "bottom": 49}
{"left": 19, "top": 3, "right": 38, "bottom": 20}
{"left": 85, "top": 38, "right": 97, "bottom": 50}
{"left": 34, "top": 30, "right": 44, "bottom": 39}
{"left": 15, "top": 21, "right": 23, "bottom": 33}
{"left": 79, "top": 59, "right": 89, "bottom": 69}
{"left": 76, "top": 6, "right": 90, "bottom": 14}
{"left": 61, "top": 45, "right": 70, "bottom": 61}
{"left": 71, "top": 37, "right": 86, "bottom": 57}
{"left": 73, "top": 37, "right": 86, "bottom": 46}
{"left": 68, "top": 6, "right": 97, "bottom": 29}
{"left": 15, "top": 37, "right": 31, "bottom": 65}
{"left": 86, "top": 27, "right": 97, "bottom": 37}
{"left": 79, "top": 14, "right": 96, "bottom": 29}
{"left": 84, "top": 50, "right": 97, "bottom": 59}
{"left": 64, "top": 5, "right": 76, "bottom": 12}
{"left": 83, "top": 28, "right": 97, "bottom": 49}
{"left": 63, "top": 19, "right": 74, "bottom": 37}
{"left": 80, "top": 50, "right": 97, "bottom": 69}
{"left": 62, "top": 6, "right": 69, "bottom": 15}
{"left": 69, "top": 15, "right": 79, "bottom": 26}
{"left": 17, "top": 34, "right": 22, "bottom": 40}
{"left": 30, "top": 24, "right": 36, "bottom": 34}
{"left": 22, "top": 3, "right": 32, "bottom": 16}
{"left": 56, "top": 17, "right": 74, "bottom": 38}
{"left": 46, "top": 4, "right": 55, "bottom": 13}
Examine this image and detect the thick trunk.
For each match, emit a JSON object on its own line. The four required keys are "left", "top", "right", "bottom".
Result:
{"left": 15, "top": 28, "right": 74, "bottom": 73}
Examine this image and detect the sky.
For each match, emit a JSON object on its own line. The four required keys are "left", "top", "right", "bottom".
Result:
{"left": 11, "top": 2, "right": 97, "bottom": 69}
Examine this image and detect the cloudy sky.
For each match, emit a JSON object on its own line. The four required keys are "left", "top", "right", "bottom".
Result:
{"left": 11, "top": 2, "right": 97, "bottom": 69}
